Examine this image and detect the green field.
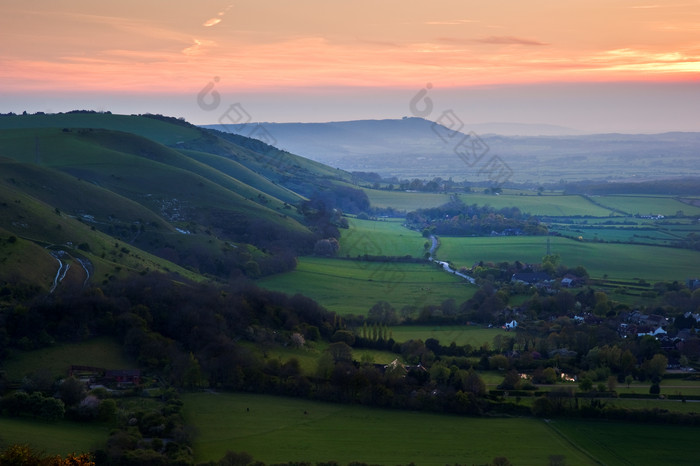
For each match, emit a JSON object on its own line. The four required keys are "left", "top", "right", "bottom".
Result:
{"left": 246, "top": 341, "right": 403, "bottom": 375}
{"left": 0, "top": 418, "right": 108, "bottom": 456}
{"left": 257, "top": 257, "right": 476, "bottom": 316}
{"left": 363, "top": 189, "right": 616, "bottom": 217}
{"left": 590, "top": 195, "right": 700, "bottom": 217}
{"left": 550, "top": 223, "right": 687, "bottom": 246}
{"left": 388, "top": 325, "right": 504, "bottom": 347}
{"left": 183, "top": 392, "right": 597, "bottom": 465}
{"left": 436, "top": 236, "right": 700, "bottom": 282}
{"left": 457, "top": 193, "right": 614, "bottom": 217}
{"left": 339, "top": 218, "right": 426, "bottom": 258}
{"left": 1, "top": 337, "right": 135, "bottom": 381}
{"left": 362, "top": 190, "right": 451, "bottom": 210}
{"left": 552, "top": 419, "right": 700, "bottom": 466}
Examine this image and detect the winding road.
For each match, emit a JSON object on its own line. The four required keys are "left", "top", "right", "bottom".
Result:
{"left": 46, "top": 246, "right": 93, "bottom": 292}
{"left": 428, "top": 235, "right": 476, "bottom": 284}
{"left": 48, "top": 250, "right": 70, "bottom": 293}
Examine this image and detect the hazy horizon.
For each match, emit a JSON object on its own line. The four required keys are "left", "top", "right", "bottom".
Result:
{"left": 2, "top": 1, "right": 700, "bottom": 133}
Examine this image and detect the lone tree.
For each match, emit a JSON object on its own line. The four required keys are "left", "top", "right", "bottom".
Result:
{"left": 327, "top": 341, "right": 353, "bottom": 363}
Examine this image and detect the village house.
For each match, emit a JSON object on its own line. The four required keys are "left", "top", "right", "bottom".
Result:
{"left": 68, "top": 365, "right": 141, "bottom": 388}
{"left": 511, "top": 272, "right": 551, "bottom": 285}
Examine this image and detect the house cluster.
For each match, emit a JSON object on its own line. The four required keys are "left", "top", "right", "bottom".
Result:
{"left": 511, "top": 272, "right": 551, "bottom": 286}
{"left": 510, "top": 272, "right": 583, "bottom": 292}
{"left": 69, "top": 365, "right": 141, "bottom": 389}
{"left": 618, "top": 311, "right": 669, "bottom": 339}
{"left": 490, "top": 229, "right": 524, "bottom": 237}
{"left": 374, "top": 359, "right": 428, "bottom": 376}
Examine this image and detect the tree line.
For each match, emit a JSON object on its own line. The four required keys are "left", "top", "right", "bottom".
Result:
{"left": 406, "top": 199, "right": 548, "bottom": 236}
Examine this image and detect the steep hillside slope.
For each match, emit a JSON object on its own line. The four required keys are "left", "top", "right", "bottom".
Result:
{"left": 0, "top": 112, "right": 358, "bottom": 290}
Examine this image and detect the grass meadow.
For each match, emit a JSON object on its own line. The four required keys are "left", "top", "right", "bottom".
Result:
{"left": 257, "top": 257, "right": 476, "bottom": 316}
{"left": 1, "top": 337, "right": 134, "bottom": 381}
{"left": 241, "top": 341, "right": 402, "bottom": 376}
{"left": 552, "top": 419, "right": 700, "bottom": 466}
{"left": 436, "top": 236, "right": 700, "bottom": 282}
{"left": 182, "top": 392, "right": 597, "bottom": 465}
{"left": 0, "top": 417, "right": 108, "bottom": 456}
{"left": 339, "top": 218, "right": 426, "bottom": 258}
{"left": 590, "top": 195, "right": 700, "bottom": 217}
{"left": 363, "top": 189, "right": 616, "bottom": 216}
{"left": 455, "top": 193, "right": 614, "bottom": 217}
{"left": 362, "top": 190, "right": 451, "bottom": 211}
{"left": 388, "top": 325, "right": 503, "bottom": 347}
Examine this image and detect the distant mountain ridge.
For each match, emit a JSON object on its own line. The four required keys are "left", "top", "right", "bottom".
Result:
{"left": 203, "top": 117, "right": 700, "bottom": 183}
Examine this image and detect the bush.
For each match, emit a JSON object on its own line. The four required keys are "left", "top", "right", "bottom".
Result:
{"left": 219, "top": 450, "right": 254, "bottom": 466}
{"left": 532, "top": 396, "right": 554, "bottom": 417}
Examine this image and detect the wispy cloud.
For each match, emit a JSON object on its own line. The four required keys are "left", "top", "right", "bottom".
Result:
{"left": 595, "top": 47, "right": 700, "bottom": 72}
{"left": 203, "top": 4, "right": 233, "bottom": 27}
{"left": 203, "top": 18, "right": 222, "bottom": 27}
{"left": 182, "top": 39, "right": 213, "bottom": 56}
{"left": 476, "top": 36, "right": 549, "bottom": 46}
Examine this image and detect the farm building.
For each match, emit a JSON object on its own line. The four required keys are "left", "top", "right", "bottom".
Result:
{"left": 68, "top": 365, "right": 141, "bottom": 387}
{"left": 105, "top": 369, "right": 141, "bottom": 386}
{"left": 511, "top": 272, "right": 551, "bottom": 285}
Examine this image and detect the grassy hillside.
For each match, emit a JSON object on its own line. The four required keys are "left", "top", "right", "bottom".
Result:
{"left": 0, "top": 112, "right": 362, "bottom": 286}
{"left": 1, "top": 337, "right": 132, "bottom": 380}
{"left": 0, "top": 128, "right": 308, "bottom": 234}
{"left": 0, "top": 418, "right": 109, "bottom": 457}
{"left": 178, "top": 148, "right": 304, "bottom": 205}
{"left": 0, "top": 112, "right": 201, "bottom": 145}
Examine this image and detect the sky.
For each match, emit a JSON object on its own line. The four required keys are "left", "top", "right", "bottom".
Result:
{"left": 1, "top": 0, "right": 700, "bottom": 133}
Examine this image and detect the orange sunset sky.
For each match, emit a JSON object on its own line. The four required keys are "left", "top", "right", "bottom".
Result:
{"left": 2, "top": 0, "right": 699, "bottom": 132}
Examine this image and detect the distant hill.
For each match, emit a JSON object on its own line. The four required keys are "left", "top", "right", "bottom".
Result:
{"left": 0, "top": 112, "right": 357, "bottom": 290}
{"left": 203, "top": 117, "right": 700, "bottom": 184}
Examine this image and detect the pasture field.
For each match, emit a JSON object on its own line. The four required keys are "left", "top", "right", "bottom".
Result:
{"left": 550, "top": 224, "right": 685, "bottom": 245}
{"left": 1, "top": 337, "right": 134, "bottom": 381}
{"left": 364, "top": 189, "right": 616, "bottom": 217}
{"left": 551, "top": 419, "right": 700, "bottom": 466}
{"left": 388, "top": 325, "right": 504, "bottom": 347}
{"left": 590, "top": 194, "right": 700, "bottom": 217}
{"left": 339, "top": 218, "right": 426, "bottom": 258}
{"left": 257, "top": 257, "right": 476, "bottom": 316}
{"left": 456, "top": 193, "right": 613, "bottom": 217}
{"left": 240, "top": 341, "right": 401, "bottom": 375}
{"left": 605, "top": 398, "right": 700, "bottom": 414}
{"left": 436, "top": 236, "right": 700, "bottom": 282}
{"left": 183, "top": 392, "right": 597, "bottom": 465}
{"left": 362, "top": 190, "right": 451, "bottom": 210}
{"left": 612, "top": 379, "right": 700, "bottom": 397}
{"left": 0, "top": 417, "right": 108, "bottom": 456}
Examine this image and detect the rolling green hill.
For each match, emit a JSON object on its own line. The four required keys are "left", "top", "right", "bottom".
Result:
{"left": 0, "top": 112, "right": 359, "bottom": 290}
